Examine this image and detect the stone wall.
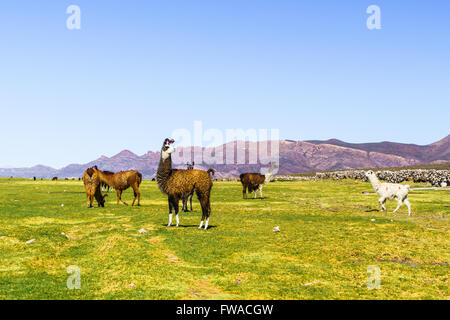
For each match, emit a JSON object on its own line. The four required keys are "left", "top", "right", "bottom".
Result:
{"left": 274, "top": 169, "right": 450, "bottom": 187}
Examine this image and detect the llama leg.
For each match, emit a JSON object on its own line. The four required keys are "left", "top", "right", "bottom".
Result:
{"left": 116, "top": 190, "right": 121, "bottom": 205}
{"left": 204, "top": 199, "right": 211, "bottom": 230}
{"left": 86, "top": 192, "right": 91, "bottom": 208}
{"left": 131, "top": 184, "right": 140, "bottom": 206}
{"left": 379, "top": 197, "right": 386, "bottom": 211}
{"left": 203, "top": 195, "right": 211, "bottom": 230}
{"left": 90, "top": 191, "right": 96, "bottom": 208}
{"left": 393, "top": 199, "right": 402, "bottom": 213}
{"left": 260, "top": 185, "right": 264, "bottom": 199}
{"left": 243, "top": 186, "right": 247, "bottom": 199}
{"left": 132, "top": 191, "right": 137, "bottom": 206}
{"left": 189, "top": 195, "right": 193, "bottom": 211}
{"left": 167, "top": 197, "right": 173, "bottom": 227}
{"left": 198, "top": 194, "right": 206, "bottom": 229}
{"left": 404, "top": 198, "right": 411, "bottom": 216}
{"left": 119, "top": 190, "right": 128, "bottom": 206}
{"left": 88, "top": 194, "right": 93, "bottom": 208}
{"left": 173, "top": 198, "right": 180, "bottom": 227}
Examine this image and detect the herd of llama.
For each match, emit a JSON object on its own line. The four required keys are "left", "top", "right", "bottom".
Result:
{"left": 82, "top": 138, "right": 277, "bottom": 230}
{"left": 82, "top": 138, "right": 413, "bottom": 230}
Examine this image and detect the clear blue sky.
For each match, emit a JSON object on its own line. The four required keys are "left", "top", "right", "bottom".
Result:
{"left": 1, "top": 1, "right": 449, "bottom": 168}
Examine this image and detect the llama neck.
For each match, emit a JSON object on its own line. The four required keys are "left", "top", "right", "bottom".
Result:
{"left": 98, "top": 170, "right": 114, "bottom": 186}
{"left": 368, "top": 175, "right": 381, "bottom": 190}
{"left": 157, "top": 154, "right": 173, "bottom": 192}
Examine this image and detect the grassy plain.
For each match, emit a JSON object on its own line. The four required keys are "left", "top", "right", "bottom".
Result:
{"left": 0, "top": 178, "right": 448, "bottom": 299}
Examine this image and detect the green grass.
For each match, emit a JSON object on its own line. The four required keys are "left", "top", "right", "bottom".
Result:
{"left": 0, "top": 178, "right": 448, "bottom": 300}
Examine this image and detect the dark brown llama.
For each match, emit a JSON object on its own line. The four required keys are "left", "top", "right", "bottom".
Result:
{"left": 240, "top": 164, "right": 276, "bottom": 199}
{"left": 83, "top": 168, "right": 107, "bottom": 208}
{"left": 157, "top": 138, "right": 214, "bottom": 230}
{"left": 96, "top": 169, "right": 142, "bottom": 206}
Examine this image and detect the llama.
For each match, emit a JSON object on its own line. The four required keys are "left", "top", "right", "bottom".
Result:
{"left": 365, "top": 170, "right": 411, "bottom": 216}
{"left": 240, "top": 163, "right": 276, "bottom": 199}
{"left": 52, "top": 177, "right": 58, "bottom": 181}
{"left": 83, "top": 167, "right": 108, "bottom": 208}
{"left": 96, "top": 169, "right": 142, "bottom": 206}
{"left": 157, "top": 138, "right": 214, "bottom": 230}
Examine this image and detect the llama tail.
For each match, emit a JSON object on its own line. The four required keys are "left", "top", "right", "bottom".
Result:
{"left": 405, "top": 185, "right": 410, "bottom": 191}
{"left": 207, "top": 169, "right": 215, "bottom": 176}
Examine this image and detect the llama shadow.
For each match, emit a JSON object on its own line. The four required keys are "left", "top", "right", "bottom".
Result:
{"left": 161, "top": 224, "right": 217, "bottom": 229}
{"left": 365, "top": 209, "right": 380, "bottom": 212}
{"left": 40, "top": 191, "right": 85, "bottom": 194}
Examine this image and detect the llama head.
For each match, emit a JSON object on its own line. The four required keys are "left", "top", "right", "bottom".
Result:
{"left": 161, "top": 138, "right": 175, "bottom": 160}
{"left": 100, "top": 194, "right": 108, "bottom": 207}
{"left": 365, "top": 170, "right": 375, "bottom": 178}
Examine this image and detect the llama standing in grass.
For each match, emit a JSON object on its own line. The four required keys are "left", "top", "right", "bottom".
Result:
{"left": 157, "top": 139, "right": 214, "bottom": 230}
{"left": 240, "top": 163, "right": 276, "bottom": 199}
{"left": 83, "top": 168, "right": 108, "bottom": 208}
{"left": 96, "top": 169, "right": 142, "bottom": 206}
{"left": 365, "top": 170, "right": 412, "bottom": 216}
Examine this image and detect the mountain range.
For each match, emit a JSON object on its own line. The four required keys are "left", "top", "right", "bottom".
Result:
{"left": 1, "top": 135, "right": 449, "bottom": 179}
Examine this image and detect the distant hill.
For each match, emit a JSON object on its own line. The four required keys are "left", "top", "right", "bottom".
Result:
{"left": 305, "top": 134, "right": 450, "bottom": 163}
{"left": 1, "top": 135, "right": 449, "bottom": 179}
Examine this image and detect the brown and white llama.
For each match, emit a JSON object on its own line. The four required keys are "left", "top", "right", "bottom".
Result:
{"left": 96, "top": 169, "right": 142, "bottom": 206}
{"left": 157, "top": 139, "right": 214, "bottom": 230}
{"left": 240, "top": 163, "right": 276, "bottom": 199}
{"left": 83, "top": 167, "right": 108, "bottom": 208}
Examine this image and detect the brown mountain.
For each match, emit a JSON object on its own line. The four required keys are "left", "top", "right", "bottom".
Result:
{"left": 305, "top": 135, "right": 450, "bottom": 163}
{"left": 1, "top": 135, "right": 448, "bottom": 178}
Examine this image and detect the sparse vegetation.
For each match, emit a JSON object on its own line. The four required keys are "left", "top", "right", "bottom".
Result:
{"left": 0, "top": 178, "right": 448, "bottom": 299}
